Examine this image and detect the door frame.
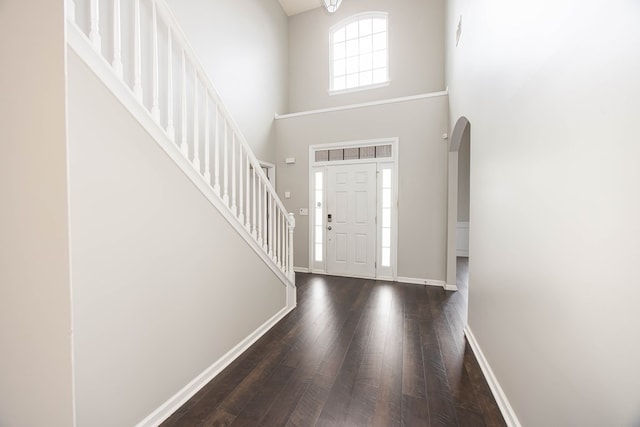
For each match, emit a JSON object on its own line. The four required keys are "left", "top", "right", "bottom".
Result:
{"left": 308, "top": 137, "right": 399, "bottom": 281}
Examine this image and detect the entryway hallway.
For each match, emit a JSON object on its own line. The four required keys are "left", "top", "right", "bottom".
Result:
{"left": 163, "top": 258, "right": 504, "bottom": 426}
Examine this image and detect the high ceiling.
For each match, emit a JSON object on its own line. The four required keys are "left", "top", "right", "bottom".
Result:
{"left": 277, "top": 0, "right": 322, "bottom": 16}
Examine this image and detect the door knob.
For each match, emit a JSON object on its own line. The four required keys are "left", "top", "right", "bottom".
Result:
{"left": 327, "top": 226, "right": 332, "bottom": 230}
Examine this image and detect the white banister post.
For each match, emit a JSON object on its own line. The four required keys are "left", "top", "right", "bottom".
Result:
{"left": 67, "top": 0, "right": 76, "bottom": 21}
{"left": 180, "top": 50, "right": 188, "bottom": 156}
{"left": 150, "top": 0, "right": 160, "bottom": 121}
{"left": 251, "top": 166, "right": 257, "bottom": 238}
{"left": 112, "top": 0, "right": 123, "bottom": 78}
{"left": 245, "top": 156, "right": 251, "bottom": 231}
{"left": 133, "top": 0, "right": 143, "bottom": 101}
{"left": 281, "top": 213, "right": 285, "bottom": 270}
{"left": 269, "top": 194, "right": 274, "bottom": 258}
{"left": 166, "top": 27, "right": 175, "bottom": 141}
{"left": 257, "top": 179, "right": 263, "bottom": 246}
{"left": 288, "top": 212, "right": 296, "bottom": 282}
{"left": 284, "top": 213, "right": 289, "bottom": 274}
{"left": 203, "top": 96, "right": 211, "bottom": 184}
{"left": 231, "top": 133, "right": 237, "bottom": 215}
{"left": 263, "top": 186, "right": 269, "bottom": 252}
{"left": 192, "top": 76, "right": 200, "bottom": 172}
{"left": 222, "top": 121, "right": 229, "bottom": 206}
{"left": 89, "top": 0, "right": 101, "bottom": 51}
{"left": 213, "top": 107, "right": 220, "bottom": 195}
{"left": 276, "top": 210, "right": 281, "bottom": 266}
{"left": 238, "top": 147, "right": 244, "bottom": 224}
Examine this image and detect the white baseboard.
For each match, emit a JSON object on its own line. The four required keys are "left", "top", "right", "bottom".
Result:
{"left": 444, "top": 284, "right": 459, "bottom": 291}
{"left": 135, "top": 304, "right": 295, "bottom": 427}
{"left": 456, "top": 249, "right": 469, "bottom": 257}
{"left": 293, "top": 266, "right": 310, "bottom": 273}
{"left": 464, "top": 326, "right": 522, "bottom": 427}
{"left": 397, "top": 276, "right": 446, "bottom": 289}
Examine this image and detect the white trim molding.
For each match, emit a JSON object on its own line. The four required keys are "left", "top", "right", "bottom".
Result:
{"left": 464, "top": 326, "right": 522, "bottom": 427}
{"left": 397, "top": 276, "right": 447, "bottom": 289}
{"left": 293, "top": 266, "right": 310, "bottom": 273}
{"left": 275, "top": 90, "right": 448, "bottom": 120}
{"left": 136, "top": 305, "right": 295, "bottom": 427}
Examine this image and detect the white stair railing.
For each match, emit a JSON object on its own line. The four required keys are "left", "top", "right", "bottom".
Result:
{"left": 66, "top": 0, "right": 295, "bottom": 284}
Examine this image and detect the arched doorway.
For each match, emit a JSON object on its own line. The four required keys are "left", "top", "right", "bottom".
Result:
{"left": 446, "top": 117, "right": 471, "bottom": 291}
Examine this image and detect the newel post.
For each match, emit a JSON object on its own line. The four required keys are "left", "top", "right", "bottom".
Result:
{"left": 288, "top": 212, "right": 295, "bottom": 284}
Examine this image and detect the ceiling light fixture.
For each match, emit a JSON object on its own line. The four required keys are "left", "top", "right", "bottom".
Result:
{"left": 322, "top": 0, "right": 342, "bottom": 14}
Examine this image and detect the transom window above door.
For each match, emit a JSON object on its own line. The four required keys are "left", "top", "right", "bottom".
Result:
{"left": 330, "top": 13, "right": 389, "bottom": 94}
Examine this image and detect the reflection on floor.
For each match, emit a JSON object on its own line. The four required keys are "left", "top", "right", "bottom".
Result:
{"left": 163, "top": 256, "right": 505, "bottom": 426}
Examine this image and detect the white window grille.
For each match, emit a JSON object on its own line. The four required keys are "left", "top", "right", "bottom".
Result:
{"left": 330, "top": 13, "right": 388, "bottom": 93}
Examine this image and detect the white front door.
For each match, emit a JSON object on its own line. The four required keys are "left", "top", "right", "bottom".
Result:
{"left": 326, "top": 163, "right": 377, "bottom": 278}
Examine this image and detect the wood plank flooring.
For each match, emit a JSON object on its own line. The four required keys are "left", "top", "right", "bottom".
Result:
{"left": 162, "top": 258, "right": 505, "bottom": 426}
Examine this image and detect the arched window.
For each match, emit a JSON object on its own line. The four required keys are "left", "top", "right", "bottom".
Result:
{"left": 330, "top": 12, "right": 389, "bottom": 93}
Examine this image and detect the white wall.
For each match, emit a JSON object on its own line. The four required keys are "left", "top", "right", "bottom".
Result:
{"left": 276, "top": 95, "right": 449, "bottom": 281}
{"left": 446, "top": 0, "right": 640, "bottom": 425}
{"left": 67, "top": 50, "right": 287, "bottom": 427}
{"left": 288, "top": 0, "right": 445, "bottom": 112}
{"left": 165, "top": 0, "right": 289, "bottom": 163}
{"left": 0, "top": 2, "right": 75, "bottom": 426}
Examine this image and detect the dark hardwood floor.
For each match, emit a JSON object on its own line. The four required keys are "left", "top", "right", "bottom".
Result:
{"left": 162, "top": 258, "right": 505, "bottom": 426}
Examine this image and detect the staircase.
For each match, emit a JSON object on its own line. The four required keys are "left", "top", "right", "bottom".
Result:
{"left": 66, "top": 0, "right": 295, "bottom": 291}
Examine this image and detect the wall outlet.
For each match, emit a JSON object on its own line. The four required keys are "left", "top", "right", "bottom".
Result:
{"left": 299, "top": 208, "right": 309, "bottom": 216}
{"left": 285, "top": 191, "right": 291, "bottom": 199}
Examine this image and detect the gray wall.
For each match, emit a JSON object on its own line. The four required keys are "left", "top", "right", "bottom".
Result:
{"left": 165, "top": 0, "right": 288, "bottom": 162}
{"left": 446, "top": 0, "right": 640, "bottom": 425}
{"left": 288, "top": 0, "right": 445, "bottom": 112}
{"left": 456, "top": 125, "right": 470, "bottom": 221}
{"left": 68, "top": 51, "right": 287, "bottom": 427}
{"left": 0, "top": 2, "right": 75, "bottom": 426}
{"left": 276, "top": 95, "right": 448, "bottom": 281}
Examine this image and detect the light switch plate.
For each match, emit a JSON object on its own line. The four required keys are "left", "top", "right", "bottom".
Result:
{"left": 299, "top": 208, "right": 309, "bottom": 216}
{"left": 285, "top": 191, "right": 291, "bottom": 199}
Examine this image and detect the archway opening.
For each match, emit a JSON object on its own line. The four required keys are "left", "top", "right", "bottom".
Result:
{"left": 446, "top": 117, "right": 471, "bottom": 299}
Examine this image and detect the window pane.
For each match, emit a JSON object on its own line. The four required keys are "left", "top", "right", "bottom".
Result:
{"left": 360, "top": 35, "right": 372, "bottom": 54}
{"left": 373, "top": 50, "right": 386, "bottom": 69}
{"left": 315, "top": 171, "right": 323, "bottom": 190}
{"left": 316, "top": 226, "right": 323, "bottom": 244}
{"left": 382, "top": 207, "right": 391, "bottom": 227}
{"left": 333, "top": 76, "right": 346, "bottom": 91}
{"left": 346, "top": 22, "right": 359, "bottom": 40}
{"left": 334, "top": 42, "right": 346, "bottom": 60}
{"left": 382, "top": 169, "right": 391, "bottom": 187}
{"left": 346, "top": 73, "right": 359, "bottom": 88}
{"left": 346, "top": 39, "right": 358, "bottom": 57}
{"left": 334, "top": 59, "right": 346, "bottom": 77}
{"left": 315, "top": 244, "right": 323, "bottom": 262}
{"left": 373, "top": 32, "right": 387, "bottom": 51}
{"left": 315, "top": 208, "right": 323, "bottom": 226}
{"left": 334, "top": 27, "right": 346, "bottom": 43}
{"left": 346, "top": 57, "right": 359, "bottom": 74}
{"left": 359, "top": 18, "right": 372, "bottom": 36}
{"left": 382, "top": 228, "right": 391, "bottom": 247}
{"left": 373, "top": 67, "right": 387, "bottom": 83}
{"left": 360, "top": 53, "right": 372, "bottom": 71}
{"left": 381, "top": 247, "right": 391, "bottom": 267}
{"left": 373, "top": 18, "right": 387, "bottom": 33}
{"left": 359, "top": 71, "right": 373, "bottom": 86}
{"left": 383, "top": 188, "right": 391, "bottom": 207}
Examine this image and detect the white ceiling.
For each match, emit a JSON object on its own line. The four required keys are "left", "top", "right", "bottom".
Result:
{"left": 278, "top": 0, "right": 322, "bottom": 16}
